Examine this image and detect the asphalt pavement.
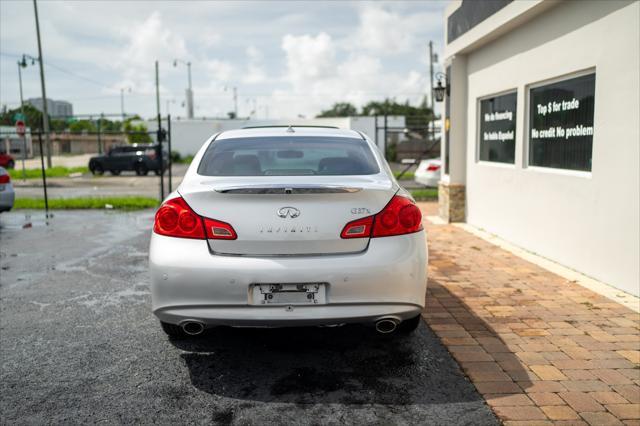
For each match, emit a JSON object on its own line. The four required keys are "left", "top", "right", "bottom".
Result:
{"left": 11, "top": 163, "right": 189, "bottom": 199}
{"left": 0, "top": 210, "right": 497, "bottom": 425}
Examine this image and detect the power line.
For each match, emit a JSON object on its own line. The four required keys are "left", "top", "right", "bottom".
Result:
{"left": 1, "top": 51, "right": 113, "bottom": 90}
{"left": 43, "top": 61, "right": 112, "bottom": 89}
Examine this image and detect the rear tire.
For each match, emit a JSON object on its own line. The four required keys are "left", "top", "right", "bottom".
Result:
{"left": 154, "top": 169, "right": 162, "bottom": 176}
{"left": 160, "top": 321, "right": 185, "bottom": 339}
{"left": 91, "top": 163, "right": 104, "bottom": 175}
{"left": 135, "top": 163, "right": 148, "bottom": 176}
{"left": 398, "top": 314, "right": 422, "bottom": 334}
{"left": 6, "top": 160, "right": 15, "bottom": 169}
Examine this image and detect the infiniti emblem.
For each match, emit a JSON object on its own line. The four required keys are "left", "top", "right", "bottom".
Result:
{"left": 277, "top": 206, "right": 300, "bottom": 219}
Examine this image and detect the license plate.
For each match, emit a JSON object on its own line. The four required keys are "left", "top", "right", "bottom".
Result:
{"left": 251, "top": 283, "right": 327, "bottom": 305}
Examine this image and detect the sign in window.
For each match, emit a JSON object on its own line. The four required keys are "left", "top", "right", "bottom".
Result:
{"left": 529, "top": 73, "right": 595, "bottom": 171}
{"left": 479, "top": 92, "right": 517, "bottom": 164}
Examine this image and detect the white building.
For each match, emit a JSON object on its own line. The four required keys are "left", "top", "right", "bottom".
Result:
{"left": 439, "top": 0, "right": 639, "bottom": 296}
{"left": 146, "top": 116, "right": 405, "bottom": 157}
{"left": 27, "top": 98, "right": 73, "bottom": 118}
{"left": 0, "top": 126, "right": 33, "bottom": 158}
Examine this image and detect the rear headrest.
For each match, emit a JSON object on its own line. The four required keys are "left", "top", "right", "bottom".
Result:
{"left": 208, "top": 151, "right": 235, "bottom": 175}
{"left": 318, "top": 157, "right": 362, "bottom": 174}
{"left": 232, "top": 154, "right": 261, "bottom": 175}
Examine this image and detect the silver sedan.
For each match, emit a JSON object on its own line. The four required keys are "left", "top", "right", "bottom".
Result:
{"left": 0, "top": 167, "right": 15, "bottom": 213}
{"left": 149, "top": 126, "right": 427, "bottom": 337}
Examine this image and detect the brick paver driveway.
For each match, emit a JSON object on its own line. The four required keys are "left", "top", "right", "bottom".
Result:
{"left": 418, "top": 202, "right": 640, "bottom": 425}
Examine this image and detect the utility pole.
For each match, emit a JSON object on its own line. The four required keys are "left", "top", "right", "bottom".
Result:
{"left": 17, "top": 58, "right": 27, "bottom": 180}
{"left": 186, "top": 62, "right": 193, "bottom": 119}
{"left": 155, "top": 60, "right": 161, "bottom": 125}
{"left": 429, "top": 41, "right": 435, "bottom": 114}
{"left": 155, "top": 60, "right": 164, "bottom": 201}
{"left": 120, "top": 88, "right": 126, "bottom": 122}
{"left": 233, "top": 87, "right": 238, "bottom": 118}
{"left": 33, "top": 0, "right": 52, "bottom": 168}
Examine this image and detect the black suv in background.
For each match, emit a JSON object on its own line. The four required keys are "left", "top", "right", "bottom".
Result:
{"left": 89, "top": 144, "right": 168, "bottom": 176}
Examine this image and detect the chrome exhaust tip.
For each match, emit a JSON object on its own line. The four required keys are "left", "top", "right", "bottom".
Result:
{"left": 375, "top": 318, "right": 398, "bottom": 334}
{"left": 181, "top": 321, "right": 205, "bottom": 336}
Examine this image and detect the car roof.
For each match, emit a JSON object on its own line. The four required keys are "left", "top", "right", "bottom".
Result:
{"left": 217, "top": 126, "right": 364, "bottom": 140}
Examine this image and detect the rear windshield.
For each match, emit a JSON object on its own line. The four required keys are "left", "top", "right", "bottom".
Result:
{"left": 197, "top": 136, "right": 380, "bottom": 176}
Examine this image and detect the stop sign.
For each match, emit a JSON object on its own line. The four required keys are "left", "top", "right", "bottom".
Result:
{"left": 16, "top": 120, "right": 26, "bottom": 136}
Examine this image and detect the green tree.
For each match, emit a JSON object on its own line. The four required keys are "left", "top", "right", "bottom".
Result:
{"left": 99, "top": 119, "right": 122, "bottom": 132}
{"left": 0, "top": 104, "right": 44, "bottom": 130}
{"left": 124, "top": 120, "right": 152, "bottom": 144}
{"left": 68, "top": 120, "right": 97, "bottom": 133}
{"left": 361, "top": 98, "right": 434, "bottom": 119}
{"left": 317, "top": 102, "right": 358, "bottom": 118}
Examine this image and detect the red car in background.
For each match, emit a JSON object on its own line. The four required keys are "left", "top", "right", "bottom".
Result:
{"left": 0, "top": 152, "right": 15, "bottom": 169}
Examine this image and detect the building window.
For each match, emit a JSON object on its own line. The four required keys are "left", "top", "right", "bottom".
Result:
{"left": 479, "top": 91, "right": 517, "bottom": 163}
{"left": 528, "top": 73, "right": 595, "bottom": 171}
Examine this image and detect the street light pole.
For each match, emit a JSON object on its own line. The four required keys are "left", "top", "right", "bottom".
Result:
{"left": 186, "top": 62, "right": 193, "bottom": 119}
{"left": 33, "top": 0, "right": 52, "bottom": 168}
{"left": 120, "top": 88, "right": 125, "bottom": 122}
{"left": 120, "top": 87, "right": 131, "bottom": 123}
{"left": 173, "top": 59, "right": 194, "bottom": 119}
{"left": 233, "top": 86, "right": 238, "bottom": 118}
{"left": 155, "top": 60, "right": 164, "bottom": 201}
{"left": 166, "top": 99, "right": 175, "bottom": 115}
{"left": 17, "top": 59, "right": 27, "bottom": 180}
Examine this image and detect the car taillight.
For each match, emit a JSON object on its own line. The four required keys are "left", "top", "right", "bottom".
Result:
{"left": 153, "top": 197, "right": 237, "bottom": 240}
{"left": 0, "top": 174, "right": 9, "bottom": 184}
{"left": 203, "top": 218, "right": 237, "bottom": 240}
{"left": 340, "top": 195, "right": 423, "bottom": 239}
{"left": 341, "top": 216, "right": 374, "bottom": 239}
{"left": 145, "top": 149, "right": 156, "bottom": 159}
{"left": 426, "top": 164, "right": 440, "bottom": 172}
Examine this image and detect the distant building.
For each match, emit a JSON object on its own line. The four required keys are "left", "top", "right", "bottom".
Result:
{"left": 0, "top": 126, "right": 33, "bottom": 158}
{"left": 144, "top": 116, "right": 407, "bottom": 157}
{"left": 26, "top": 98, "right": 73, "bottom": 118}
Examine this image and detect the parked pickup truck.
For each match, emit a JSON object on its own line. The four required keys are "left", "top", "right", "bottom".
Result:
{"left": 88, "top": 144, "right": 168, "bottom": 176}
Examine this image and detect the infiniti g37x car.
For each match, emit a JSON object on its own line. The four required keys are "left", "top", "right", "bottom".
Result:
{"left": 149, "top": 126, "right": 427, "bottom": 337}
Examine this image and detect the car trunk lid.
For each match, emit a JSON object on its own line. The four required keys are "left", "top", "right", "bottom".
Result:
{"left": 180, "top": 175, "right": 397, "bottom": 256}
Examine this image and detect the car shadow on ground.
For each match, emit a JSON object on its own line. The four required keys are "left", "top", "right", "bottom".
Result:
{"left": 170, "top": 321, "right": 491, "bottom": 407}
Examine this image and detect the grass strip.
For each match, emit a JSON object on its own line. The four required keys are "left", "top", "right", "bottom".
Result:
{"left": 8, "top": 166, "right": 90, "bottom": 180}
{"left": 13, "top": 196, "right": 158, "bottom": 210}
{"left": 410, "top": 188, "right": 438, "bottom": 201}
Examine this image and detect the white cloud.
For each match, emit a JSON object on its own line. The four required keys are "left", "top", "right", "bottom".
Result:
{"left": 0, "top": 1, "right": 446, "bottom": 118}
{"left": 270, "top": 31, "right": 428, "bottom": 118}
{"left": 281, "top": 32, "right": 336, "bottom": 88}
{"left": 355, "top": 7, "right": 413, "bottom": 53}
{"left": 113, "top": 12, "right": 189, "bottom": 96}
{"left": 119, "top": 12, "right": 187, "bottom": 69}
{"left": 204, "top": 59, "right": 234, "bottom": 82}
{"left": 242, "top": 46, "right": 267, "bottom": 84}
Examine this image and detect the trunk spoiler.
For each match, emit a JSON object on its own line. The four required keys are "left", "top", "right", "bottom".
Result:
{"left": 214, "top": 184, "right": 362, "bottom": 194}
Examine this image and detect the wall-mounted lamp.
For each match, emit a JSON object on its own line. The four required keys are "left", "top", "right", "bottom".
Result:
{"left": 433, "top": 72, "right": 449, "bottom": 102}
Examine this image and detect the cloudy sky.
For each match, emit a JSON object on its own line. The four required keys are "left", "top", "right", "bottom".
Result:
{"left": 0, "top": 1, "right": 447, "bottom": 120}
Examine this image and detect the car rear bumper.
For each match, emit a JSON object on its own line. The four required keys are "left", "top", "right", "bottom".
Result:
{"left": 0, "top": 184, "right": 15, "bottom": 212}
{"left": 155, "top": 304, "right": 422, "bottom": 328}
{"left": 150, "top": 231, "right": 427, "bottom": 327}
